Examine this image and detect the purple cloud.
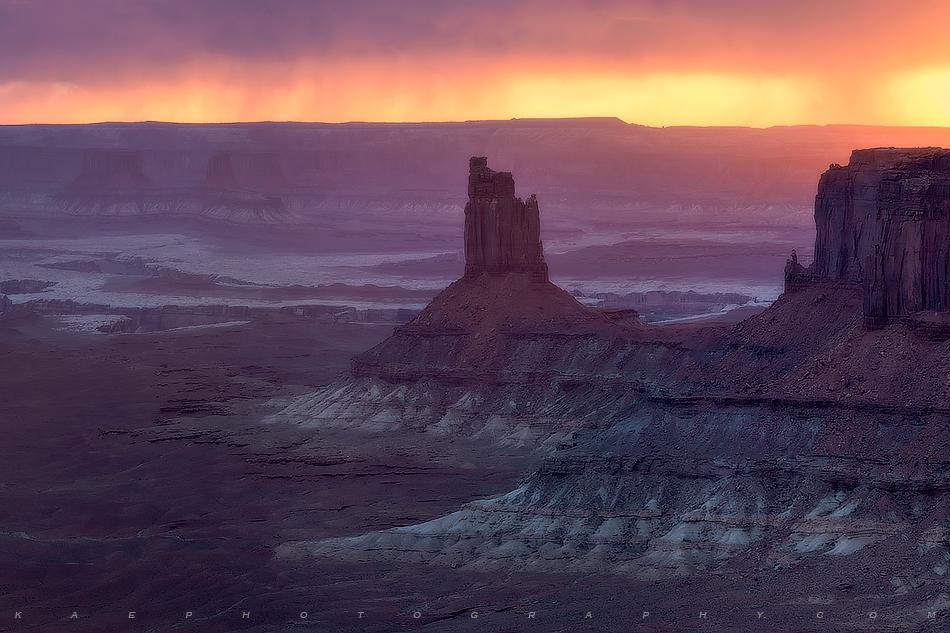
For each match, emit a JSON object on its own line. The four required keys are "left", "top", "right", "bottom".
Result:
{"left": 0, "top": 0, "right": 945, "bottom": 83}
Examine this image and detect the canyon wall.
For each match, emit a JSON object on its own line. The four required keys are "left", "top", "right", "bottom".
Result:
{"left": 197, "top": 153, "right": 248, "bottom": 192}
{"left": 805, "top": 148, "right": 950, "bottom": 327}
{"left": 273, "top": 150, "right": 950, "bottom": 627}
{"left": 55, "top": 150, "right": 289, "bottom": 225}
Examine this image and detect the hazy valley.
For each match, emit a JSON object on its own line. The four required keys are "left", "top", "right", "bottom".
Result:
{"left": 4, "top": 119, "right": 950, "bottom": 632}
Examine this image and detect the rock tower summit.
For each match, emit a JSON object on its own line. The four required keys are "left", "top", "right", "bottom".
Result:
{"left": 464, "top": 157, "right": 548, "bottom": 282}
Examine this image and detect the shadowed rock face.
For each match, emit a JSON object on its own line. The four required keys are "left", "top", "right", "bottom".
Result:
{"left": 197, "top": 153, "right": 249, "bottom": 192}
{"left": 464, "top": 157, "right": 548, "bottom": 282}
{"left": 809, "top": 148, "right": 950, "bottom": 326}
{"left": 276, "top": 148, "right": 950, "bottom": 617}
{"left": 65, "top": 150, "right": 159, "bottom": 192}
{"left": 347, "top": 158, "right": 625, "bottom": 386}
{"left": 243, "top": 152, "right": 294, "bottom": 196}
{"left": 57, "top": 149, "right": 289, "bottom": 225}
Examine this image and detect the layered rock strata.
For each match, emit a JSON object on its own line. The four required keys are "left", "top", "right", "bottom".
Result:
{"left": 279, "top": 282, "right": 950, "bottom": 596}
{"left": 464, "top": 157, "right": 548, "bottom": 282}
{"left": 57, "top": 150, "right": 289, "bottom": 225}
{"left": 794, "top": 147, "right": 950, "bottom": 327}
{"left": 65, "top": 150, "right": 159, "bottom": 191}
{"left": 277, "top": 152, "right": 950, "bottom": 610}
{"left": 196, "top": 153, "right": 248, "bottom": 192}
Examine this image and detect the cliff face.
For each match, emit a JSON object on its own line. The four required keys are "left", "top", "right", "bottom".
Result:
{"left": 243, "top": 152, "right": 294, "bottom": 196}
{"left": 65, "top": 150, "right": 159, "bottom": 192}
{"left": 808, "top": 148, "right": 950, "bottom": 326}
{"left": 196, "top": 153, "right": 249, "bottom": 192}
{"left": 275, "top": 149, "right": 950, "bottom": 618}
{"left": 464, "top": 157, "right": 548, "bottom": 282}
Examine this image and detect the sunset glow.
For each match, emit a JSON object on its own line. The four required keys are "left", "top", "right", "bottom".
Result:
{"left": 2, "top": 0, "right": 950, "bottom": 127}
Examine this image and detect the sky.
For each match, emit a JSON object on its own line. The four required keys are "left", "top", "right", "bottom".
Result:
{"left": 1, "top": 0, "right": 949, "bottom": 127}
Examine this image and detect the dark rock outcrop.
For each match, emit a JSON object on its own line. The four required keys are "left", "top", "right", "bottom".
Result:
{"left": 801, "top": 148, "right": 950, "bottom": 327}
{"left": 0, "top": 279, "right": 56, "bottom": 295}
{"left": 783, "top": 249, "right": 812, "bottom": 293}
{"left": 196, "top": 153, "right": 248, "bottom": 192}
{"left": 65, "top": 150, "right": 159, "bottom": 192}
{"left": 243, "top": 152, "right": 294, "bottom": 196}
{"left": 464, "top": 157, "right": 548, "bottom": 282}
{"left": 278, "top": 148, "right": 950, "bottom": 613}
{"left": 56, "top": 150, "right": 289, "bottom": 225}
{"left": 350, "top": 158, "right": 627, "bottom": 383}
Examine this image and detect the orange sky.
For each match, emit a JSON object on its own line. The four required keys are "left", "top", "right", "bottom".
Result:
{"left": 2, "top": 0, "right": 950, "bottom": 127}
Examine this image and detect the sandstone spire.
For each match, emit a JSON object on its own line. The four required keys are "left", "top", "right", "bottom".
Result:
{"left": 463, "top": 157, "right": 548, "bottom": 282}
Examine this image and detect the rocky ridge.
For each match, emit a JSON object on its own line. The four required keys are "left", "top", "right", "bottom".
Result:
{"left": 275, "top": 153, "right": 950, "bottom": 624}
{"left": 56, "top": 149, "right": 289, "bottom": 225}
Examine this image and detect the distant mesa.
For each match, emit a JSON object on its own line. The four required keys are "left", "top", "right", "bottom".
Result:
{"left": 190, "top": 152, "right": 290, "bottom": 222}
{"left": 195, "top": 152, "right": 296, "bottom": 196}
{"left": 196, "top": 153, "right": 249, "bottom": 192}
{"left": 243, "top": 152, "right": 295, "bottom": 196}
{"left": 65, "top": 150, "right": 158, "bottom": 192}
{"left": 787, "top": 147, "right": 950, "bottom": 329}
{"left": 193, "top": 153, "right": 299, "bottom": 217}
{"left": 57, "top": 149, "right": 290, "bottom": 225}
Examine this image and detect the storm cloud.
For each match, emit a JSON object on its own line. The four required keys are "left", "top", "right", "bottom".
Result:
{"left": 1, "top": 0, "right": 948, "bottom": 125}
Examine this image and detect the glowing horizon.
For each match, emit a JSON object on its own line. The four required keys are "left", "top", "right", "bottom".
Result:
{"left": 2, "top": 1, "right": 950, "bottom": 128}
